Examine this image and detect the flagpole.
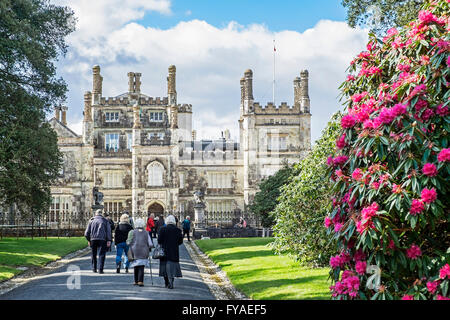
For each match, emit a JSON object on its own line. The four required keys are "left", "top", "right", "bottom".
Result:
{"left": 273, "top": 39, "right": 275, "bottom": 105}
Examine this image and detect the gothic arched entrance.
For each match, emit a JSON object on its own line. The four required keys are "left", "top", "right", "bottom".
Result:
{"left": 148, "top": 202, "right": 164, "bottom": 216}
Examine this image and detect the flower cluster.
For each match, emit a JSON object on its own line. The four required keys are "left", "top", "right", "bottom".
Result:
{"left": 325, "top": 0, "right": 449, "bottom": 300}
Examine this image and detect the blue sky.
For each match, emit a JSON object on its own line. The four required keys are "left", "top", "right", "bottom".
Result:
{"left": 57, "top": 0, "right": 367, "bottom": 142}
{"left": 141, "top": 0, "right": 348, "bottom": 32}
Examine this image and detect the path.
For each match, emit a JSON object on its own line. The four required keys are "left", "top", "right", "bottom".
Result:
{"left": 0, "top": 241, "right": 215, "bottom": 300}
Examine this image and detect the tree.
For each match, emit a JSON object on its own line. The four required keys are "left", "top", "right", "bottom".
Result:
{"left": 271, "top": 113, "right": 342, "bottom": 267}
{"left": 0, "top": 0, "right": 75, "bottom": 215}
{"left": 341, "top": 0, "right": 425, "bottom": 36}
{"left": 249, "top": 162, "right": 294, "bottom": 228}
{"left": 326, "top": 0, "right": 449, "bottom": 300}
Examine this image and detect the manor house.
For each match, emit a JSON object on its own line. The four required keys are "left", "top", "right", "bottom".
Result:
{"left": 48, "top": 65, "right": 311, "bottom": 221}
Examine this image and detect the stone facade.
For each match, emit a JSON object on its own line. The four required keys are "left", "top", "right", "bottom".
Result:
{"left": 48, "top": 65, "right": 312, "bottom": 221}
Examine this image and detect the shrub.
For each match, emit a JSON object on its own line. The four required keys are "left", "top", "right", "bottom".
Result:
{"left": 271, "top": 113, "right": 341, "bottom": 267}
{"left": 325, "top": 0, "right": 449, "bottom": 300}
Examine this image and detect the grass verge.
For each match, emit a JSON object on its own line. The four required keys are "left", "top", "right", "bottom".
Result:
{"left": 0, "top": 237, "right": 87, "bottom": 282}
{"left": 195, "top": 237, "right": 331, "bottom": 300}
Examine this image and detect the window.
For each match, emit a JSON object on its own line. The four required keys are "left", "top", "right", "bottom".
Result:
{"left": 150, "top": 112, "right": 164, "bottom": 122}
{"left": 268, "top": 134, "right": 288, "bottom": 151}
{"left": 148, "top": 132, "right": 165, "bottom": 140}
{"left": 179, "top": 172, "right": 185, "bottom": 188}
{"left": 49, "top": 196, "right": 71, "bottom": 222}
{"left": 104, "top": 171, "right": 123, "bottom": 188}
{"left": 105, "top": 112, "right": 119, "bottom": 122}
{"left": 127, "top": 133, "right": 132, "bottom": 151}
{"left": 105, "top": 133, "right": 119, "bottom": 152}
{"left": 207, "top": 172, "right": 232, "bottom": 188}
{"left": 148, "top": 162, "right": 164, "bottom": 186}
{"left": 207, "top": 201, "right": 232, "bottom": 213}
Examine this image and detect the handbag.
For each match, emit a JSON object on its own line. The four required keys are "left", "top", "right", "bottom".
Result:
{"left": 127, "top": 246, "right": 135, "bottom": 261}
{"left": 152, "top": 244, "right": 165, "bottom": 259}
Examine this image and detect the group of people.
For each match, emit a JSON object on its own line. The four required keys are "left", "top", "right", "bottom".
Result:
{"left": 84, "top": 209, "right": 192, "bottom": 288}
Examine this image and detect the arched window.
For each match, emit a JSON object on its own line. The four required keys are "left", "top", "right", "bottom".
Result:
{"left": 148, "top": 162, "right": 164, "bottom": 186}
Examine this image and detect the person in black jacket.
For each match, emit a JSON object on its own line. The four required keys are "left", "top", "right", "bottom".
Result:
{"left": 158, "top": 215, "right": 183, "bottom": 289}
{"left": 84, "top": 209, "right": 112, "bottom": 273}
{"left": 114, "top": 214, "right": 134, "bottom": 273}
{"left": 155, "top": 215, "right": 165, "bottom": 238}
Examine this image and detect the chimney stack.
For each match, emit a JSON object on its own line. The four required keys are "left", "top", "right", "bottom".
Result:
{"left": 84, "top": 91, "right": 92, "bottom": 122}
{"left": 92, "top": 65, "right": 103, "bottom": 105}
{"left": 167, "top": 65, "right": 177, "bottom": 105}
{"left": 61, "top": 106, "right": 68, "bottom": 126}
{"left": 55, "top": 106, "right": 61, "bottom": 121}
{"left": 243, "top": 69, "right": 253, "bottom": 101}
{"left": 300, "top": 70, "right": 310, "bottom": 113}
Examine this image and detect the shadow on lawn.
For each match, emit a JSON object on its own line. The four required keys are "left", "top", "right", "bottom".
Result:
{"left": 208, "top": 249, "right": 275, "bottom": 263}
{"left": 237, "top": 275, "right": 331, "bottom": 300}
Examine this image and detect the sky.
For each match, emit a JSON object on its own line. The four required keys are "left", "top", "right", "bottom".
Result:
{"left": 54, "top": 0, "right": 368, "bottom": 143}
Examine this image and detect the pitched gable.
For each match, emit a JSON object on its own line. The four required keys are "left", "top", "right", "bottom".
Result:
{"left": 48, "top": 118, "right": 79, "bottom": 138}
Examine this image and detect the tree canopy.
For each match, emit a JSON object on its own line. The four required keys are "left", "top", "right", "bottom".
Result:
{"left": 0, "top": 0, "right": 75, "bottom": 214}
{"left": 342, "top": 0, "right": 425, "bottom": 36}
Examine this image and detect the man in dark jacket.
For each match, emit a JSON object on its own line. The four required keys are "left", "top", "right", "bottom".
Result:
{"left": 181, "top": 216, "right": 191, "bottom": 242}
{"left": 85, "top": 209, "right": 112, "bottom": 273}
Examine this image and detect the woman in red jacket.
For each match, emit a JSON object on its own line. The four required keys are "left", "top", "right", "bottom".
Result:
{"left": 146, "top": 213, "right": 155, "bottom": 242}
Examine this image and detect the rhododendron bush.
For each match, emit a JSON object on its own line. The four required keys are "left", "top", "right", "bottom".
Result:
{"left": 325, "top": 0, "right": 449, "bottom": 300}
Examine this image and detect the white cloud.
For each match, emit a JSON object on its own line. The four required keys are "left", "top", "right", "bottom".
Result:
{"left": 56, "top": 1, "right": 368, "bottom": 143}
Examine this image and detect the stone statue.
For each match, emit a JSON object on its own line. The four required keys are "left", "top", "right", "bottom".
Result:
{"left": 93, "top": 187, "right": 104, "bottom": 206}
{"left": 193, "top": 190, "right": 204, "bottom": 204}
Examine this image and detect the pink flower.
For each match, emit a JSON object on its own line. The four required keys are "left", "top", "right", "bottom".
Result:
{"left": 327, "top": 156, "right": 334, "bottom": 166}
{"left": 401, "top": 295, "right": 414, "bottom": 300}
{"left": 437, "top": 295, "right": 450, "bottom": 300}
{"left": 421, "top": 108, "right": 435, "bottom": 122}
{"left": 330, "top": 254, "right": 345, "bottom": 269}
{"left": 422, "top": 163, "right": 437, "bottom": 177}
{"left": 352, "top": 168, "right": 363, "bottom": 181}
{"left": 439, "top": 264, "right": 450, "bottom": 279}
{"left": 410, "top": 199, "right": 424, "bottom": 215}
{"left": 333, "top": 155, "right": 349, "bottom": 166}
{"left": 437, "top": 148, "right": 450, "bottom": 162}
{"left": 447, "top": 56, "right": 450, "bottom": 67}
{"left": 406, "top": 244, "right": 422, "bottom": 260}
{"left": 334, "top": 223, "right": 343, "bottom": 233}
{"left": 392, "top": 103, "right": 407, "bottom": 117}
{"left": 378, "top": 107, "right": 395, "bottom": 124}
{"left": 346, "top": 75, "right": 356, "bottom": 82}
{"left": 324, "top": 216, "right": 332, "bottom": 228}
{"left": 421, "top": 188, "right": 437, "bottom": 203}
{"left": 351, "top": 92, "right": 368, "bottom": 103}
{"left": 415, "top": 99, "right": 428, "bottom": 111}
{"left": 341, "top": 114, "right": 356, "bottom": 128}
{"left": 336, "top": 134, "right": 347, "bottom": 149}
{"left": 397, "top": 64, "right": 410, "bottom": 72}
{"left": 411, "top": 84, "right": 427, "bottom": 97}
{"left": 353, "top": 249, "right": 366, "bottom": 262}
{"left": 418, "top": 10, "right": 438, "bottom": 25}
{"left": 355, "top": 261, "right": 367, "bottom": 275}
{"left": 436, "top": 104, "right": 449, "bottom": 116}
{"left": 361, "top": 202, "right": 379, "bottom": 220}
{"left": 426, "top": 281, "right": 439, "bottom": 294}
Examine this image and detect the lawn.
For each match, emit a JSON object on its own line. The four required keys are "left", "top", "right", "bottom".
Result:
{"left": 0, "top": 237, "right": 87, "bottom": 282}
{"left": 195, "top": 237, "right": 331, "bottom": 300}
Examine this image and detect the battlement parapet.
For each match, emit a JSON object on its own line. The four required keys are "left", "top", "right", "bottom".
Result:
{"left": 100, "top": 96, "right": 169, "bottom": 106}
{"left": 253, "top": 102, "right": 301, "bottom": 114}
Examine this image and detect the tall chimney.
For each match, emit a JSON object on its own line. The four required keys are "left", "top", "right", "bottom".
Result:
{"left": 134, "top": 72, "right": 142, "bottom": 93}
{"left": 84, "top": 91, "right": 92, "bottom": 122}
{"left": 300, "top": 70, "right": 310, "bottom": 113}
{"left": 167, "top": 65, "right": 177, "bottom": 105}
{"left": 243, "top": 69, "right": 253, "bottom": 100}
{"left": 55, "top": 106, "right": 61, "bottom": 121}
{"left": 293, "top": 76, "right": 301, "bottom": 110}
{"left": 128, "top": 72, "right": 135, "bottom": 93}
{"left": 61, "top": 106, "right": 68, "bottom": 126}
{"left": 92, "top": 65, "right": 103, "bottom": 105}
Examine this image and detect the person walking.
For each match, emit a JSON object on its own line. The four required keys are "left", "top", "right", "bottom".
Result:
{"left": 105, "top": 214, "right": 115, "bottom": 252}
{"left": 155, "top": 215, "right": 165, "bottom": 238}
{"left": 158, "top": 215, "right": 183, "bottom": 289}
{"left": 84, "top": 209, "right": 112, "bottom": 274}
{"left": 114, "top": 214, "right": 133, "bottom": 273}
{"left": 146, "top": 213, "right": 155, "bottom": 241}
{"left": 181, "top": 216, "right": 191, "bottom": 242}
{"left": 127, "top": 218, "right": 153, "bottom": 287}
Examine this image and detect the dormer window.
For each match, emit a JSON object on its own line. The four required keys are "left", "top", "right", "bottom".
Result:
{"left": 105, "top": 112, "right": 119, "bottom": 122}
{"left": 150, "top": 112, "right": 163, "bottom": 122}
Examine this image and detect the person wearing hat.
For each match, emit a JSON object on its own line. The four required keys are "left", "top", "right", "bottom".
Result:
{"left": 158, "top": 215, "right": 183, "bottom": 289}
{"left": 126, "top": 218, "right": 154, "bottom": 286}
